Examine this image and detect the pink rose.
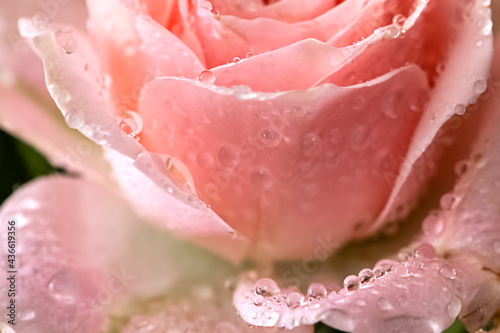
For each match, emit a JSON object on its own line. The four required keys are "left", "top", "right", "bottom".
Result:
{"left": 0, "top": 0, "right": 499, "bottom": 332}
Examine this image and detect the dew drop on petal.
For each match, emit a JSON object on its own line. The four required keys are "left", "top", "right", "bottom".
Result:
{"left": 440, "top": 193, "right": 460, "bottom": 210}
{"left": 198, "top": 70, "right": 216, "bottom": 84}
{"left": 47, "top": 269, "right": 81, "bottom": 305}
{"left": 447, "top": 296, "right": 462, "bottom": 318}
{"left": 65, "top": 109, "right": 85, "bottom": 129}
{"left": 358, "top": 268, "right": 374, "bottom": 283}
{"left": 218, "top": 145, "right": 239, "bottom": 169}
{"left": 474, "top": 79, "right": 487, "bottom": 95}
{"left": 414, "top": 243, "right": 436, "bottom": 259}
{"left": 56, "top": 31, "right": 77, "bottom": 54}
{"left": 343, "top": 275, "right": 360, "bottom": 291}
{"left": 18, "top": 309, "right": 35, "bottom": 321}
{"left": 255, "top": 278, "right": 280, "bottom": 296}
{"left": 454, "top": 104, "right": 466, "bottom": 115}
{"left": 477, "top": 17, "right": 493, "bottom": 36}
{"left": 260, "top": 128, "right": 281, "bottom": 147}
{"left": 377, "top": 298, "right": 393, "bottom": 311}
{"left": 253, "top": 294, "right": 264, "bottom": 306}
{"left": 440, "top": 263, "right": 457, "bottom": 279}
{"left": 454, "top": 160, "right": 470, "bottom": 176}
{"left": 286, "top": 292, "right": 303, "bottom": 309}
{"left": 422, "top": 212, "right": 444, "bottom": 236}
{"left": 307, "top": 283, "right": 327, "bottom": 298}
{"left": 301, "top": 133, "right": 322, "bottom": 157}
{"left": 119, "top": 110, "right": 143, "bottom": 137}
{"left": 393, "top": 14, "right": 406, "bottom": 28}
{"left": 200, "top": 0, "right": 213, "bottom": 11}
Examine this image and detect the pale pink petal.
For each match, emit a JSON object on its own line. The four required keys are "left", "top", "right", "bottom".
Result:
{"left": 210, "top": 0, "right": 335, "bottom": 23}
{"left": 0, "top": 0, "right": 87, "bottom": 91}
{"left": 20, "top": 18, "right": 246, "bottom": 261}
{"left": 369, "top": 0, "right": 494, "bottom": 234}
{"left": 0, "top": 176, "right": 242, "bottom": 332}
{"left": 186, "top": 0, "right": 405, "bottom": 68}
{"left": 234, "top": 253, "right": 499, "bottom": 332}
{"left": 139, "top": 65, "right": 429, "bottom": 260}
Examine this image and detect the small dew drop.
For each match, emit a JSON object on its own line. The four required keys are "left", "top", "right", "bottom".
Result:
{"left": 65, "top": 109, "right": 85, "bottom": 129}
{"left": 307, "top": 283, "right": 327, "bottom": 299}
{"left": 233, "top": 57, "right": 241, "bottom": 63}
{"left": 343, "top": 275, "right": 360, "bottom": 291}
{"left": 477, "top": 17, "right": 493, "bottom": 36}
{"left": 398, "top": 295, "right": 409, "bottom": 307}
{"left": 373, "top": 266, "right": 386, "bottom": 278}
{"left": 286, "top": 292, "right": 303, "bottom": 309}
{"left": 439, "top": 263, "right": 457, "bottom": 279}
{"left": 440, "top": 193, "right": 460, "bottom": 210}
{"left": 198, "top": 70, "right": 216, "bottom": 84}
{"left": 358, "top": 268, "right": 374, "bottom": 283}
{"left": 246, "top": 52, "right": 254, "bottom": 58}
{"left": 253, "top": 294, "right": 264, "bottom": 306}
{"left": 119, "top": 110, "right": 143, "bottom": 137}
{"left": 392, "top": 14, "right": 406, "bottom": 28}
{"left": 255, "top": 278, "right": 280, "bottom": 296}
{"left": 56, "top": 31, "right": 77, "bottom": 54}
{"left": 259, "top": 128, "right": 281, "bottom": 147}
{"left": 301, "top": 133, "right": 322, "bottom": 157}
{"left": 414, "top": 243, "right": 436, "bottom": 259}
{"left": 385, "top": 26, "right": 401, "bottom": 39}
{"left": 200, "top": 0, "right": 213, "bottom": 11}
{"left": 454, "top": 160, "right": 470, "bottom": 176}
{"left": 422, "top": 212, "right": 444, "bottom": 236}
{"left": 454, "top": 104, "right": 466, "bottom": 115}
{"left": 48, "top": 269, "right": 81, "bottom": 304}
{"left": 474, "top": 79, "right": 487, "bottom": 95}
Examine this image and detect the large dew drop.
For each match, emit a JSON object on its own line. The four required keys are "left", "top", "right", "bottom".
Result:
{"left": 119, "top": 111, "right": 144, "bottom": 137}
{"left": 307, "top": 283, "right": 327, "bottom": 299}
{"left": 254, "top": 278, "right": 280, "bottom": 296}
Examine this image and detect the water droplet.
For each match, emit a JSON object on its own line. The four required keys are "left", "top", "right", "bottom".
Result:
{"left": 228, "top": 231, "right": 237, "bottom": 239}
{"left": 440, "top": 193, "right": 460, "bottom": 210}
{"left": 307, "top": 283, "right": 327, "bottom": 299}
{"left": 200, "top": 0, "right": 212, "bottom": 11}
{"left": 255, "top": 278, "right": 280, "bottom": 296}
{"left": 439, "top": 263, "right": 457, "bottom": 279}
{"left": 454, "top": 104, "right": 466, "bottom": 115}
{"left": 477, "top": 17, "right": 493, "bottom": 36}
{"left": 373, "top": 266, "right": 386, "bottom": 278}
{"left": 233, "top": 57, "right": 241, "bottom": 63}
{"left": 377, "top": 298, "right": 393, "bottom": 311}
{"left": 343, "top": 275, "right": 360, "bottom": 291}
{"left": 165, "top": 157, "right": 195, "bottom": 193}
{"left": 422, "top": 212, "right": 444, "bottom": 236}
{"left": 414, "top": 243, "right": 436, "bottom": 259}
{"left": 246, "top": 52, "right": 254, "bottom": 58}
{"left": 301, "top": 133, "right": 322, "bottom": 157}
{"left": 383, "top": 89, "right": 404, "bottom": 118}
{"left": 398, "top": 295, "right": 409, "bottom": 307}
{"left": 65, "top": 109, "right": 85, "bottom": 129}
{"left": 393, "top": 14, "right": 406, "bottom": 28}
{"left": 474, "top": 79, "right": 487, "bottom": 95}
{"left": 454, "top": 160, "right": 470, "bottom": 176}
{"left": 286, "top": 292, "right": 303, "bottom": 309}
{"left": 198, "top": 70, "right": 215, "bottom": 84}
{"left": 218, "top": 145, "right": 239, "bottom": 169}
{"left": 119, "top": 110, "right": 143, "bottom": 137}
{"left": 358, "top": 268, "right": 374, "bottom": 283}
{"left": 197, "top": 152, "right": 214, "bottom": 168}
{"left": 350, "top": 126, "right": 369, "bottom": 150}
{"left": 48, "top": 269, "right": 81, "bottom": 304}
{"left": 259, "top": 128, "right": 281, "bottom": 147}
{"left": 385, "top": 26, "right": 401, "bottom": 38}
{"left": 253, "top": 294, "right": 264, "bottom": 306}
{"left": 56, "top": 31, "right": 77, "bottom": 54}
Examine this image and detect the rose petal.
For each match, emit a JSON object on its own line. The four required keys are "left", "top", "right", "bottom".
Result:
{"left": 233, "top": 253, "right": 499, "bottom": 332}
{"left": 0, "top": 175, "right": 238, "bottom": 331}
{"left": 139, "top": 65, "right": 429, "bottom": 260}
{"left": 210, "top": 0, "right": 335, "bottom": 23}
{"left": 186, "top": 0, "right": 402, "bottom": 68}
{"left": 369, "top": 0, "right": 494, "bottom": 234}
